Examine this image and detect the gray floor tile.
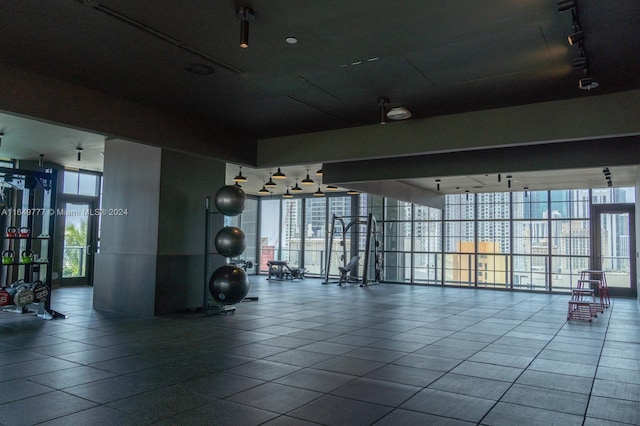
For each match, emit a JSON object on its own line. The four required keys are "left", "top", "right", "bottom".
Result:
{"left": 0, "top": 379, "right": 53, "bottom": 404}
{"left": 39, "top": 405, "right": 141, "bottom": 426}
{"left": 223, "top": 359, "right": 301, "bottom": 381}
{"left": 500, "top": 383, "right": 589, "bottom": 415}
{"left": 587, "top": 395, "right": 640, "bottom": 425}
{"left": 0, "top": 391, "right": 98, "bottom": 425}
{"left": 393, "top": 353, "right": 461, "bottom": 372}
{"left": 312, "top": 355, "right": 385, "bottom": 376}
{"left": 482, "top": 401, "right": 584, "bottom": 426}
{"left": 468, "top": 351, "right": 534, "bottom": 368}
{"left": 591, "top": 378, "right": 640, "bottom": 402}
{"left": 274, "top": 367, "right": 356, "bottom": 392}
{"left": 400, "top": 388, "right": 495, "bottom": 423}
{"left": 289, "top": 394, "right": 393, "bottom": 426}
{"left": 429, "top": 373, "right": 511, "bottom": 400}
{"left": 374, "top": 408, "right": 476, "bottom": 425}
{"left": 365, "top": 363, "right": 444, "bottom": 387}
{"left": 331, "top": 377, "right": 420, "bottom": 406}
{"left": 450, "top": 361, "right": 523, "bottom": 382}
{"left": 528, "top": 358, "right": 597, "bottom": 378}
{"left": 155, "top": 399, "right": 278, "bottom": 426}
{"left": 516, "top": 369, "right": 594, "bottom": 394}
{"left": 228, "top": 382, "right": 322, "bottom": 413}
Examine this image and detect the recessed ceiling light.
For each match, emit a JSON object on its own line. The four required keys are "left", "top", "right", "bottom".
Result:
{"left": 285, "top": 37, "right": 298, "bottom": 44}
{"left": 367, "top": 57, "right": 380, "bottom": 62}
{"left": 184, "top": 63, "right": 215, "bottom": 75}
{"left": 350, "top": 61, "right": 362, "bottom": 65}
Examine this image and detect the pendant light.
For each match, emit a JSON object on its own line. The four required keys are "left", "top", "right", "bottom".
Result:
{"left": 313, "top": 186, "right": 325, "bottom": 197}
{"left": 272, "top": 167, "right": 287, "bottom": 179}
{"left": 347, "top": 189, "right": 359, "bottom": 195}
{"left": 326, "top": 185, "right": 339, "bottom": 191}
{"left": 291, "top": 180, "right": 303, "bottom": 193}
{"left": 233, "top": 167, "right": 247, "bottom": 183}
{"left": 264, "top": 174, "right": 277, "bottom": 188}
{"left": 301, "top": 170, "right": 315, "bottom": 185}
{"left": 282, "top": 188, "right": 293, "bottom": 198}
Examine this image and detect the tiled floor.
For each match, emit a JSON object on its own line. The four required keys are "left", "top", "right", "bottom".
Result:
{"left": 1, "top": 277, "right": 639, "bottom": 425}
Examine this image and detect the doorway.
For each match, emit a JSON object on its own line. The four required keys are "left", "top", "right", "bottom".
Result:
{"left": 61, "top": 200, "right": 98, "bottom": 286}
{"left": 592, "top": 204, "right": 636, "bottom": 298}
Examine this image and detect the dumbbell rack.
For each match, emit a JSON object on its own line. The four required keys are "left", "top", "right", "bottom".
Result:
{"left": 0, "top": 166, "right": 64, "bottom": 320}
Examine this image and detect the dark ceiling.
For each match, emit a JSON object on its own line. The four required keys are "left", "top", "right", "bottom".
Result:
{"left": 1, "top": 0, "right": 638, "bottom": 141}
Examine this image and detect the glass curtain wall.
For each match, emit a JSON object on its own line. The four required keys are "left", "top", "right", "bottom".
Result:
{"left": 255, "top": 187, "right": 635, "bottom": 293}
{"left": 224, "top": 197, "right": 258, "bottom": 274}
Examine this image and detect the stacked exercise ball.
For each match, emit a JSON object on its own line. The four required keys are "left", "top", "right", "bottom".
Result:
{"left": 209, "top": 185, "right": 250, "bottom": 305}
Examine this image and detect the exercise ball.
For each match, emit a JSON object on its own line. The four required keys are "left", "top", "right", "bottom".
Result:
{"left": 215, "top": 185, "right": 246, "bottom": 216}
{"left": 215, "top": 226, "right": 246, "bottom": 258}
{"left": 209, "top": 265, "right": 250, "bottom": 305}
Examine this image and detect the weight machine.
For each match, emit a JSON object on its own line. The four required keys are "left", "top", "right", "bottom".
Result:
{"left": 323, "top": 213, "right": 383, "bottom": 286}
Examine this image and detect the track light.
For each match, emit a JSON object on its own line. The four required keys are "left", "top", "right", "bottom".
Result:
{"left": 557, "top": 0, "right": 575, "bottom": 12}
{"left": 568, "top": 31, "right": 584, "bottom": 45}
{"left": 233, "top": 167, "right": 247, "bottom": 183}
{"left": 313, "top": 186, "right": 325, "bottom": 197}
{"left": 272, "top": 167, "right": 286, "bottom": 179}
{"left": 579, "top": 76, "right": 599, "bottom": 90}
{"left": 236, "top": 6, "right": 255, "bottom": 49}
{"left": 301, "top": 171, "right": 315, "bottom": 185}
{"left": 264, "top": 174, "right": 277, "bottom": 188}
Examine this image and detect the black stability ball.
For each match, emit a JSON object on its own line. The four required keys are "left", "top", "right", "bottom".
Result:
{"left": 214, "top": 226, "right": 246, "bottom": 258}
{"left": 214, "top": 185, "right": 246, "bottom": 216}
{"left": 209, "top": 265, "right": 250, "bottom": 305}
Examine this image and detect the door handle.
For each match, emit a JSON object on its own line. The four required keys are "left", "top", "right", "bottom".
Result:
{"left": 86, "top": 245, "right": 92, "bottom": 255}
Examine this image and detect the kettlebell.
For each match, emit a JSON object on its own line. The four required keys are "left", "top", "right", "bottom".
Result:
{"left": 18, "top": 227, "right": 30, "bottom": 238}
{"left": 6, "top": 226, "right": 17, "bottom": 238}
{"left": 21, "top": 250, "right": 34, "bottom": 264}
{"left": 2, "top": 250, "right": 14, "bottom": 264}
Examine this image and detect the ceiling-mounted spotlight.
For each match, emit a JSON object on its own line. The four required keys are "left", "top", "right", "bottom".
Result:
{"left": 315, "top": 168, "right": 323, "bottom": 176}
{"left": 579, "top": 76, "right": 599, "bottom": 90}
{"left": 377, "top": 97, "right": 389, "bottom": 125}
{"left": 313, "top": 186, "right": 325, "bottom": 197}
{"left": 435, "top": 179, "right": 441, "bottom": 192}
{"left": 236, "top": 6, "right": 255, "bottom": 49}
{"left": 557, "top": 0, "right": 575, "bottom": 12}
{"left": 272, "top": 167, "right": 286, "bottom": 179}
{"left": 38, "top": 154, "right": 44, "bottom": 167}
{"left": 498, "top": 173, "right": 502, "bottom": 183}
{"left": 506, "top": 175, "right": 513, "bottom": 189}
{"left": 233, "top": 167, "right": 247, "bottom": 183}
{"left": 524, "top": 187, "right": 529, "bottom": 197}
{"left": 301, "top": 170, "right": 315, "bottom": 185}
{"left": 76, "top": 147, "right": 83, "bottom": 161}
{"left": 264, "top": 174, "right": 277, "bottom": 188}
{"left": 291, "top": 180, "right": 303, "bottom": 192}
{"left": 568, "top": 31, "right": 584, "bottom": 45}
{"left": 387, "top": 107, "right": 412, "bottom": 121}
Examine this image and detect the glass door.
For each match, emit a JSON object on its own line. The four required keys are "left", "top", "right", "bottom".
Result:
{"left": 61, "top": 201, "right": 98, "bottom": 285}
{"left": 592, "top": 204, "right": 636, "bottom": 298}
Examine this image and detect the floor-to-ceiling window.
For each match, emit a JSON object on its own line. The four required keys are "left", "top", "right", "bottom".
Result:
{"left": 255, "top": 186, "right": 636, "bottom": 295}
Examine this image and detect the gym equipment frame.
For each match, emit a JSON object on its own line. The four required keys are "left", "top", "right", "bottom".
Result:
{"left": 323, "top": 213, "right": 383, "bottom": 287}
